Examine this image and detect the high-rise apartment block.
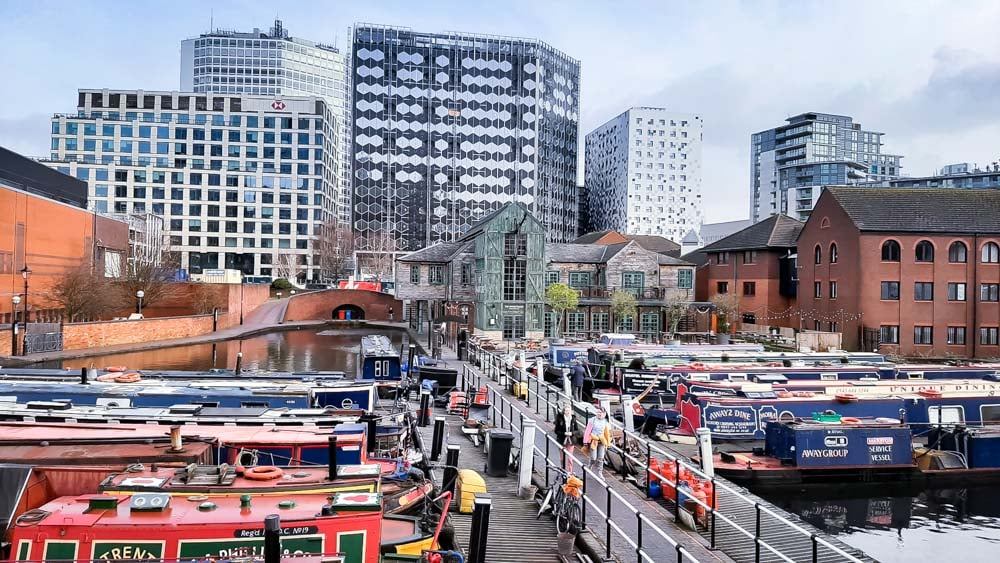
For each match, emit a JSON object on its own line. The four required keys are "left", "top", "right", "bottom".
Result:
{"left": 750, "top": 112, "right": 902, "bottom": 222}
{"left": 181, "top": 21, "right": 352, "bottom": 223}
{"left": 351, "top": 25, "right": 580, "bottom": 252}
{"left": 584, "top": 107, "right": 703, "bottom": 241}
{"left": 45, "top": 89, "right": 337, "bottom": 281}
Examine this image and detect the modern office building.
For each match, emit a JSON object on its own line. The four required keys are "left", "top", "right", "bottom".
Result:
{"left": 351, "top": 24, "right": 580, "bottom": 254}
{"left": 584, "top": 107, "right": 703, "bottom": 241}
{"left": 45, "top": 89, "right": 337, "bottom": 281}
{"left": 889, "top": 162, "right": 1000, "bottom": 189}
{"left": 750, "top": 112, "right": 903, "bottom": 222}
{"left": 181, "top": 20, "right": 352, "bottom": 223}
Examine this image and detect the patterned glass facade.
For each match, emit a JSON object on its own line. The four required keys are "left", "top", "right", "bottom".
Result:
{"left": 351, "top": 25, "right": 580, "bottom": 252}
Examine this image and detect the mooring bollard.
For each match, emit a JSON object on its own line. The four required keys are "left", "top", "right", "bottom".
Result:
{"left": 263, "top": 514, "right": 281, "bottom": 563}
{"left": 697, "top": 427, "right": 715, "bottom": 477}
{"left": 234, "top": 352, "right": 243, "bottom": 376}
{"left": 80, "top": 367, "right": 89, "bottom": 385}
{"left": 431, "top": 416, "right": 446, "bottom": 461}
{"left": 443, "top": 444, "right": 461, "bottom": 494}
{"left": 467, "top": 494, "right": 492, "bottom": 563}
{"left": 519, "top": 419, "right": 536, "bottom": 497}
{"left": 418, "top": 389, "right": 431, "bottom": 427}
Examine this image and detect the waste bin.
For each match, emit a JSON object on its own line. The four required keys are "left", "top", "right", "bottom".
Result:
{"left": 486, "top": 429, "right": 514, "bottom": 477}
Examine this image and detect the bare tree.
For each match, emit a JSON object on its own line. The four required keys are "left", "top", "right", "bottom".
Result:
{"left": 191, "top": 284, "right": 227, "bottom": 314}
{"left": 271, "top": 252, "right": 299, "bottom": 281}
{"left": 359, "top": 230, "right": 398, "bottom": 281}
{"left": 115, "top": 237, "right": 180, "bottom": 310}
{"left": 49, "top": 258, "right": 117, "bottom": 322}
{"left": 316, "top": 218, "right": 355, "bottom": 282}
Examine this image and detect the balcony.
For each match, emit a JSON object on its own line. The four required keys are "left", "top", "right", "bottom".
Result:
{"left": 574, "top": 286, "right": 669, "bottom": 303}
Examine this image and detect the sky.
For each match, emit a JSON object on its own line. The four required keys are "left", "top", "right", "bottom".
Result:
{"left": 1, "top": 0, "right": 999, "bottom": 223}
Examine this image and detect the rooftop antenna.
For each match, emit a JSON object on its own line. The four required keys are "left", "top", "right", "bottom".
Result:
{"left": 210, "top": 8, "right": 214, "bottom": 33}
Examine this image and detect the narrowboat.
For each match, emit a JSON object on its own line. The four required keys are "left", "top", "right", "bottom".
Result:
{"left": 702, "top": 418, "right": 1000, "bottom": 488}
{"left": 0, "top": 380, "right": 315, "bottom": 409}
{"left": 7, "top": 491, "right": 438, "bottom": 563}
{"left": 359, "top": 335, "right": 403, "bottom": 382}
{"left": 0, "top": 401, "right": 362, "bottom": 426}
{"left": 0, "top": 366, "right": 347, "bottom": 383}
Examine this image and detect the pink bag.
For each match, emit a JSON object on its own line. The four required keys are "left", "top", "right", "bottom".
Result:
{"left": 583, "top": 420, "right": 593, "bottom": 444}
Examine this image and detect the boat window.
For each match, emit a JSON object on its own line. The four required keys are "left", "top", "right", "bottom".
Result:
{"left": 688, "top": 373, "right": 710, "bottom": 381}
{"left": 241, "top": 401, "right": 269, "bottom": 408}
{"left": 728, "top": 374, "right": 748, "bottom": 382}
{"left": 980, "top": 405, "right": 1000, "bottom": 424}
{"left": 779, "top": 411, "right": 795, "bottom": 422}
{"left": 907, "top": 372, "right": 924, "bottom": 380}
{"left": 191, "top": 401, "right": 220, "bottom": 407}
{"left": 820, "top": 373, "right": 838, "bottom": 381}
{"left": 928, "top": 406, "right": 965, "bottom": 425}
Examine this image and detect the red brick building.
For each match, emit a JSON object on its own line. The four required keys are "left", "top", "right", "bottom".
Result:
{"left": 693, "top": 215, "right": 802, "bottom": 329}
{"left": 799, "top": 187, "right": 1000, "bottom": 358}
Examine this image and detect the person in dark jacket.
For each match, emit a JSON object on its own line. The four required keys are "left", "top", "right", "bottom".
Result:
{"left": 571, "top": 361, "right": 586, "bottom": 401}
{"left": 627, "top": 356, "right": 647, "bottom": 370}
{"left": 553, "top": 403, "right": 576, "bottom": 471}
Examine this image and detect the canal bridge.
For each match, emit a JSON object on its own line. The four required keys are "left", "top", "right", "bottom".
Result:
{"left": 282, "top": 288, "right": 402, "bottom": 322}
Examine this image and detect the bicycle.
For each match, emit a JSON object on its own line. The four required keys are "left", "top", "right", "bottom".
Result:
{"left": 536, "top": 466, "right": 583, "bottom": 534}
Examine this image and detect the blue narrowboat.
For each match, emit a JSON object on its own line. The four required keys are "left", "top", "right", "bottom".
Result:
{"left": 0, "top": 381, "right": 314, "bottom": 409}
{"left": 0, "top": 367, "right": 346, "bottom": 383}
{"left": 358, "top": 335, "right": 402, "bottom": 382}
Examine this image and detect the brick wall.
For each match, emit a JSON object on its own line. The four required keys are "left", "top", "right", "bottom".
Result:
{"left": 62, "top": 315, "right": 216, "bottom": 350}
{"left": 284, "top": 289, "right": 402, "bottom": 322}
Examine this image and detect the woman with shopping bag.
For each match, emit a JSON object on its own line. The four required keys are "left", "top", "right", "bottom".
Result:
{"left": 583, "top": 406, "right": 611, "bottom": 472}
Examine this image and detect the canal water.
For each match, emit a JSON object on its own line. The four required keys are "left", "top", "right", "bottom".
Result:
{"left": 33, "top": 328, "right": 1000, "bottom": 561}
{"left": 760, "top": 485, "right": 1000, "bottom": 562}
{"left": 39, "top": 327, "right": 408, "bottom": 375}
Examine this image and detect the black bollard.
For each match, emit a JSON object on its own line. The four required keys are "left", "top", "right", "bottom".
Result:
{"left": 263, "top": 514, "right": 281, "bottom": 563}
{"left": 363, "top": 413, "right": 377, "bottom": 454}
{"left": 467, "top": 494, "right": 492, "bottom": 563}
{"left": 407, "top": 344, "right": 417, "bottom": 376}
{"left": 418, "top": 390, "right": 431, "bottom": 427}
{"left": 431, "top": 417, "right": 445, "bottom": 461}
{"left": 327, "top": 436, "right": 338, "bottom": 481}
{"left": 235, "top": 352, "right": 244, "bottom": 376}
{"left": 443, "top": 444, "right": 461, "bottom": 495}
{"left": 80, "top": 367, "right": 89, "bottom": 385}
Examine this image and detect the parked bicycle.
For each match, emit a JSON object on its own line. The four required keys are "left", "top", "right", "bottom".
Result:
{"left": 536, "top": 466, "right": 583, "bottom": 534}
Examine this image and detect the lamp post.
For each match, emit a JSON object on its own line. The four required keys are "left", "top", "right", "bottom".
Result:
{"left": 11, "top": 295, "right": 20, "bottom": 356}
{"left": 20, "top": 265, "right": 30, "bottom": 356}
{"left": 136, "top": 290, "right": 145, "bottom": 316}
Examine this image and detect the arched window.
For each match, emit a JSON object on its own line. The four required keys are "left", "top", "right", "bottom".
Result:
{"left": 829, "top": 243, "right": 838, "bottom": 264}
{"left": 948, "top": 241, "right": 968, "bottom": 263}
{"left": 881, "top": 240, "right": 901, "bottom": 262}
{"left": 814, "top": 245, "right": 822, "bottom": 265}
{"left": 983, "top": 242, "right": 1000, "bottom": 264}
{"left": 915, "top": 240, "right": 935, "bottom": 262}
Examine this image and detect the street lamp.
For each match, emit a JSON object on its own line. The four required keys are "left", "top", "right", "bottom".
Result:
{"left": 136, "top": 290, "right": 145, "bottom": 316}
{"left": 20, "top": 265, "right": 29, "bottom": 356}
{"left": 11, "top": 295, "right": 20, "bottom": 356}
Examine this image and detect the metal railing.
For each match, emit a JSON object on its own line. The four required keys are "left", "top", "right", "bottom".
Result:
{"left": 459, "top": 360, "right": 700, "bottom": 563}
{"left": 465, "top": 344, "right": 869, "bottom": 563}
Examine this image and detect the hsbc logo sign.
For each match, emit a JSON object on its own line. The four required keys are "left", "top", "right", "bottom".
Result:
{"left": 271, "top": 100, "right": 286, "bottom": 110}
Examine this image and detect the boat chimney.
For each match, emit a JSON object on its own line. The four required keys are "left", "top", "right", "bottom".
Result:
{"left": 168, "top": 425, "right": 183, "bottom": 452}
{"left": 81, "top": 367, "right": 89, "bottom": 385}
{"left": 264, "top": 514, "right": 281, "bottom": 563}
{"left": 327, "top": 435, "right": 338, "bottom": 481}
{"left": 235, "top": 352, "right": 244, "bottom": 376}
{"left": 363, "top": 413, "right": 377, "bottom": 454}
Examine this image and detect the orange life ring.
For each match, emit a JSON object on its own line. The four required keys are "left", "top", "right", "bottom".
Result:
{"left": 841, "top": 417, "right": 861, "bottom": 424}
{"left": 96, "top": 372, "right": 141, "bottom": 383}
{"left": 918, "top": 389, "right": 943, "bottom": 398}
{"left": 105, "top": 366, "right": 128, "bottom": 373}
{"left": 689, "top": 362, "right": 707, "bottom": 371}
{"left": 835, "top": 393, "right": 858, "bottom": 403}
{"left": 244, "top": 466, "right": 284, "bottom": 481}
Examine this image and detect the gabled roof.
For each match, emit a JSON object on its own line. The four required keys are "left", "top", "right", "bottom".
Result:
{"left": 680, "top": 250, "right": 710, "bottom": 267}
{"left": 547, "top": 242, "right": 627, "bottom": 263}
{"left": 397, "top": 241, "right": 472, "bottom": 263}
{"left": 572, "top": 230, "right": 681, "bottom": 256}
{"left": 572, "top": 230, "right": 618, "bottom": 244}
{"left": 700, "top": 214, "right": 803, "bottom": 253}
{"left": 823, "top": 187, "right": 1000, "bottom": 233}
{"left": 458, "top": 202, "right": 537, "bottom": 242}
{"left": 681, "top": 230, "right": 701, "bottom": 244}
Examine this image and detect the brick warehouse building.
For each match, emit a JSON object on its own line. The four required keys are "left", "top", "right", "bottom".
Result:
{"left": 799, "top": 187, "right": 1000, "bottom": 358}
{"left": 691, "top": 214, "right": 802, "bottom": 329}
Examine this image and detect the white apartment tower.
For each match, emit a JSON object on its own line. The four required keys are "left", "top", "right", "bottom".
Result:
{"left": 584, "top": 107, "right": 703, "bottom": 240}
{"left": 181, "top": 20, "right": 352, "bottom": 223}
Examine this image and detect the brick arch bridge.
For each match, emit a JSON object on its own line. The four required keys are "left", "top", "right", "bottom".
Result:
{"left": 283, "top": 289, "right": 403, "bottom": 322}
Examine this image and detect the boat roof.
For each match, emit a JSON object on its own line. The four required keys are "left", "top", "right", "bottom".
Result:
{"left": 100, "top": 464, "right": 383, "bottom": 492}
{"left": 23, "top": 491, "right": 382, "bottom": 528}
{"left": 0, "top": 381, "right": 313, "bottom": 396}
{"left": 0, "top": 440, "right": 214, "bottom": 464}
{"left": 360, "top": 335, "right": 399, "bottom": 357}
{"left": 0, "top": 421, "right": 348, "bottom": 445}
{"left": 0, "top": 402, "right": 363, "bottom": 425}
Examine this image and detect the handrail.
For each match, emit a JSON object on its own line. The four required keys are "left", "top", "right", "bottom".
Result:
{"left": 463, "top": 343, "right": 868, "bottom": 563}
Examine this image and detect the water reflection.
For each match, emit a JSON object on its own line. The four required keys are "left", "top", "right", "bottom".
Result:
{"left": 41, "top": 327, "right": 407, "bottom": 375}
{"left": 763, "top": 486, "right": 1000, "bottom": 562}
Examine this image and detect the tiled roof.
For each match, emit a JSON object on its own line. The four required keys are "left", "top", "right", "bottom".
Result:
{"left": 547, "top": 242, "right": 626, "bottom": 263}
{"left": 625, "top": 234, "right": 681, "bottom": 256}
{"left": 824, "top": 187, "right": 1000, "bottom": 233}
{"left": 397, "top": 241, "right": 472, "bottom": 263}
{"left": 680, "top": 250, "right": 710, "bottom": 267}
{"left": 571, "top": 230, "right": 615, "bottom": 244}
{"left": 700, "top": 215, "right": 803, "bottom": 252}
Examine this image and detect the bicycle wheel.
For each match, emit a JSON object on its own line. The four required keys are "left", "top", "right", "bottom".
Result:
{"left": 556, "top": 499, "right": 582, "bottom": 535}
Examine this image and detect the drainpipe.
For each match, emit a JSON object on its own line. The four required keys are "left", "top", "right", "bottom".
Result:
{"left": 973, "top": 234, "right": 979, "bottom": 360}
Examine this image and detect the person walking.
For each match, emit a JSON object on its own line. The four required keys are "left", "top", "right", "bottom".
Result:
{"left": 553, "top": 403, "right": 576, "bottom": 471}
{"left": 571, "top": 360, "right": 586, "bottom": 402}
{"left": 584, "top": 406, "right": 612, "bottom": 472}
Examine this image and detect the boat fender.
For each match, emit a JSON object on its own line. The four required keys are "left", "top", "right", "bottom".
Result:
{"left": 835, "top": 393, "right": 858, "bottom": 403}
{"left": 775, "top": 391, "right": 793, "bottom": 398}
{"left": 105, "top": 366, "right": 128, "bottom": 372}
{"left": 244, "top": 466, "right": 284, "bottom": 480}
{"left": 918, "top": 389, "right": 943, "bottom": 398}
{"left": 633, "top": 402, "right": 646, "bottom": 417}
{"left": 840, "top": 417, "right": 861, "bottom": 424}
{"left": 689, "top": 362, "right": 707, "bottom": 371}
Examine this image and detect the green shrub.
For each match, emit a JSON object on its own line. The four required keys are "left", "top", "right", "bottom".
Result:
{"left": 271, "top": 278, "right": 293, "bottom": 290}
